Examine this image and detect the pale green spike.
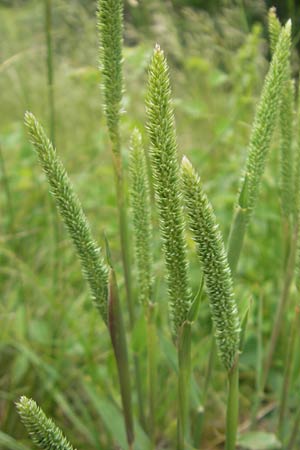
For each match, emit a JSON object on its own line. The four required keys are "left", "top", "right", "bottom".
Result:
{"left": 16, "top": 396, "right": 76, "bottom": 450}
{"left": 181, "top": 156, "right": 240, "bottom": 371}
{"left": 97, "top": 0, "right": 123, "bottom": 154}
{"left": 240, "top": 20, "right": 292, "bottom": 219}
{"left": 268, "top": 8, "right": 295, "bottom": 221}
{"left": 129, "top": 129, "right": 153, "bottom": 306}
{"left": 146, "top": 44, "right": 191, "bottom": 333}
{"left": 24, "top": 112, "right": 109, "bottom": 323}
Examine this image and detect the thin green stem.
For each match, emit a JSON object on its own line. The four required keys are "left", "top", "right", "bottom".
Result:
{"left": 0, "top": 144, "right": 15, "bottom": 235}
{"left": 45, "top": 0, "right": 55, "bottom": 145}
{"left": 227, "top": 205, "right": 248, "bottom": 276}
{"left": 250, "top": 296, "right": 264, "bottom": 428}
{"left": 115, "top": 165, "right": 146, "bottom": 429}
{"left": 44, "top": 0, "right": 60, "bottom": 300}
{"left": 262, "top": 224, "right": 298, "bottom": 391}
{"left": 225, "top": 360, "right": 239, "bottom": 450}
{"left": 108, "top": 268, "right": 134, "bottom": 448}
{"left": 287, "top": 406, "right": 300, "bottom": 450}
{"left": 278, "top": 307, "right": 299, "bottom": 440}
{"left": 177, "top": 321, "right": 192, "bottom": 450}
{"left": 194, "top": 336, "right": 216, "bottom": 448}
{"left": 147, "top": 303, "right": 157, "bottom": 448}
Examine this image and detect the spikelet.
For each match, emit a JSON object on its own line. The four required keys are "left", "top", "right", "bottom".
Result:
{"left": 129, "top": 129, "right": 153, "bottom": 305}
{"left": 146, "top": 45, "right": 191, "bottom": 333}
{"left": 97, "top": 0, "right": 123, "bottom": 153}
{"left": 16, "top": 396, "right": 76, "bottom": 450}
{"left": 268, "top": 7, "right": 281, "bottom": 55}
{"left": 239, "top": 21, "right": 292, "bottom": 219}
{"left": 181, "top": 157, "right": 240, "bottom": 371}
{"left": 24, "top": 112, "right": 109, "bottom": 322}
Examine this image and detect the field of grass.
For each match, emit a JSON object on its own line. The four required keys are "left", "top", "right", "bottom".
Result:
{"left": 1, "top": 1, "right": 300, "bottom": 449}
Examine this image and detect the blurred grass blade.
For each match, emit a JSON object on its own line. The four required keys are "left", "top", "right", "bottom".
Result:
{"left": 0, "top": 431, "right": 31, "bottom": 450}
{"left": 177, "top": 321, "right": 192, "bottom": 448}
{"left": 83, "top": 381, "right": 150, "bottom": 450}
{"left": 108, "top": 268, "right": 134, "bottom": 447}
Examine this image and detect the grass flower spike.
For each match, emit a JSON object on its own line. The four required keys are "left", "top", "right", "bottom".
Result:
{"left": 146, "top": 44, "right": 191, "bottom": 333}
{"left": 227, "top": 20, "right": 292, "bottom": 272}
{"left": 129, "top": 129, "right": 152, "bottom": 306}
{"left": 181, "top": 156, "right": 240, "bottom": 370}
{"left": 97, "top": 0, "right": 123, "bottom": 153}
{"left": 241, "top": 20, "right": 291, "bottom": 217}
{"left": 268, "top": 8, "right": 294, "bottom": 224}
{"left": 16, "top": 396, "right": 76, "bottom": 450}
{"left": 24, "top": 112, "right": 108, "bottom": 322}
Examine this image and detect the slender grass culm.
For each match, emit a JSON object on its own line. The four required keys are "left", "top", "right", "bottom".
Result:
{"left": 44, "top": 0, "right": 61, "bottom": 298}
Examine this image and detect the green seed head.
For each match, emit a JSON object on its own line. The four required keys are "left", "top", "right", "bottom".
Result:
{"left": 25, "top": 112, "right": 109, "bottom": 323}
{"left": 239, "top": 20, "right": 292, "bottom": 219}
{"left": 16, "top": 396, "right": 76, "bottom": 450}
{"left": 97, "top": 0, "right": 123, "bottom": 153}
{"left": 129, "top": 128, "right": 153, "bottom": 306}
{"left": 146, "top": 45, "right": 191, "bottom": 334}
{"left": 182, "top": 156, "right": 240, "bottom": 370}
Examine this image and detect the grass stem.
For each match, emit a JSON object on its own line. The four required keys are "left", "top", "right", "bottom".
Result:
{"left": 147, "top": 303, "right": 157, "bottom": 447}
{"left": 225, "top": 360, "right": 239, "bottom": 450}
{"left": 177, "top": 321, "right": 192, "bottom": 450}
{"left": 262, "top": 224, "right": 298, "bottom": 391}
{"left": 0, "top": 144, "right": 15, "bottom": 235}
{"left": 278, "top": 306, "right": 299, "bottom": 440}
{"left": 44, "top": 0, "right": 60, "bottom": 299}
{"left": 108, "top": 268, "right": 134, "bottom": 447}
{"left": 115, "top": 163, "right": 147, "bottom": 430}
{"left": 287, "top": 406, "right": 300, "bottom": 450}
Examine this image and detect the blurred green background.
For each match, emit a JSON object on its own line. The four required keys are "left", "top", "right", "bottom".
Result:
{"left": 1, "top": 1, "right": 300, "bottom": 449}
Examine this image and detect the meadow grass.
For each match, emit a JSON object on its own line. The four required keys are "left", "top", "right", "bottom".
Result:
{"left": 1, "top": 2, "right": 300, "bottom": 450}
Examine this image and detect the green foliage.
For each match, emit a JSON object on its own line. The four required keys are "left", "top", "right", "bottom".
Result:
{"left": 97, "top": 0, "right": 123, "bottom": 154}
{"left": 146, "top": 44, "right": 191, "bottom": 334}
{"left": 24, "top": 112, "right": 109, "bottom": 322}
{"left": 129, "top": 129, "right": 153, "bottom": 306}
{"left": 16, "top": 396, "right": 76, "bottom": 450}
{"left": 2, "top": 2, "right": 300, "bottom": 449}
{"left": 181, "top": 156, "right": 240, "bottom": 371}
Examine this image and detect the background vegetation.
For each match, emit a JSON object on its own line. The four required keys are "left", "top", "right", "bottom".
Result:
{"left": 1, "top": 1, "right": 300, "bottom": 449}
